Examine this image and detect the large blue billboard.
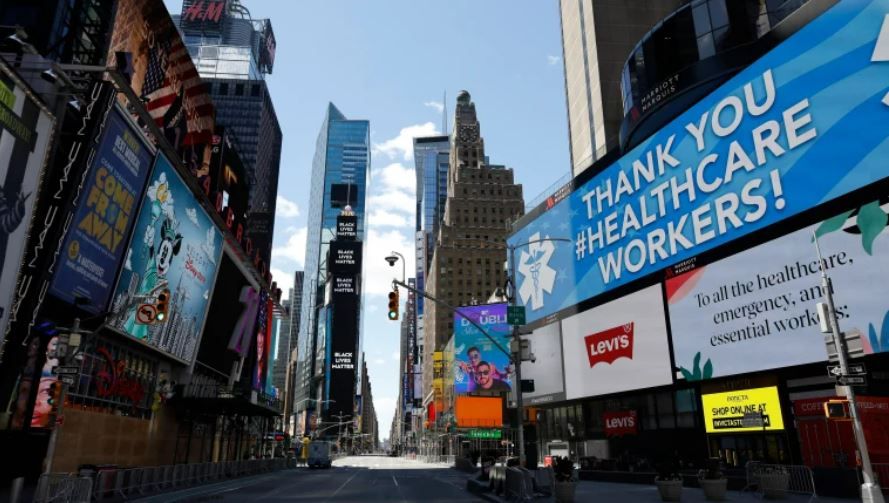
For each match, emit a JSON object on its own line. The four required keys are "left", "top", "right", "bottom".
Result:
{"left": 453, "top": 303, "right": 512, "bottom": 394}
{"left": 107, "top": 155, "right": 223, "bottom": 363}
{"left": 50, "top": 108, "right": 154, "bottom": 312}
{"left": 509, "top": 0, "right": 889, "bottom": 324}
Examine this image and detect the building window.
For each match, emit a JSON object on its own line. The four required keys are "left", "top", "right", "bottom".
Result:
{"left": 251, "top": 84, "right": 261, "bottom": 97}
{"left": 219, "top": 82, "right": 229, "bottom": 95}
{"left": 236, "top": 83, "right": 244, "bottom": 96}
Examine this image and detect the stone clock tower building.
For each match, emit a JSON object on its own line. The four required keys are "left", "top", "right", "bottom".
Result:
{"left": 423, "top": 91, "right": 524, "bottom": 409}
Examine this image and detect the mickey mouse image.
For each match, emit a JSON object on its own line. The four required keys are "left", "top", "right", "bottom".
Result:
{"left": 124, "top": 172, "right": 182, "bottom": 339}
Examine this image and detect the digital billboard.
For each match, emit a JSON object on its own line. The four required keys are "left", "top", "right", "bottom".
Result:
{"left": 50, "top": 108, "right": 154, "bottom": 312}
{"left": 561, "top": 285, "right": 672, "bottom": 400}
{"left": 453, "top": 303, "right": 512, "bottom": 394}
{"left": 508, "top": 1, "right": 889, "bottom": 325}
{"left": 107, "top": 155, "right": 223, "bottom": 363}
{"left": 197, "top": 250, "right": 260, "bottom": 376}
{"left": 519, "top": 322, "right": 565, "bottom": 405}
{"left": 667, "top": 198, "right": 889, "bottom": 380}
{"left": 701, "top": 386, "right": 785, "bottom": 433}
{"left": 0, "top": 68, "right": 55, "bottom": 345}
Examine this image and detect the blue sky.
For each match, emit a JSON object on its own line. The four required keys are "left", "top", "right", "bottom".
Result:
{"left": 163, "top": 0, "right": 569, "bottom": 439}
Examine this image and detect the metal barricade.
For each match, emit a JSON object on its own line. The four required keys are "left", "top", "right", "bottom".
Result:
{"left": 534, "top": 466, "right": 555, "bottom": 497}
{"left": 504, "top": 467, "right": 533, "bottom": 501}
{"left": 34, "top": 473, "right": 92, "bottom": 503}
{"left": 744, "top": 462, "right": 817, "bottom": 502}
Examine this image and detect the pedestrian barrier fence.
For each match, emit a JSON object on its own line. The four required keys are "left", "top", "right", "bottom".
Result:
{"left": 743, "top": 462, "right": 817, "bottom": 502}
{"left": 34, "top": 474, "right": 93, "bottom": 503}
{"left": 533, "top": 467, "right": 554, "bottom": 497}
{"left": 38, "top": 458, "right": 286, "bottom": 502}
{"left": 504, "top": 467, "right": 534, "bottom": 501}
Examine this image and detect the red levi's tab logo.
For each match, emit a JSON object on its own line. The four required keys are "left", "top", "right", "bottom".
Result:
{"left": 585, "top": 323, "right": 634, "bottom": 368}
{"left": 603, "top": 410, "right": 637, "bottom": 436}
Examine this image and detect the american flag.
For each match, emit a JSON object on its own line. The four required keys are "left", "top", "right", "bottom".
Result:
{"left": 142, "top": 36, "right": 214, "bottom": 146}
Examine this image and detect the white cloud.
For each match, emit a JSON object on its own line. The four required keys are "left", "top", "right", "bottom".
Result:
{"left": 367, "top": 190, "right": 414, "bottom": 216}
{"left": 373, "top": 358, "right": 385, "bottom": 365}
{"left": 368, "top": 210, "right": 409, "bottom": 228}
{"left": 375, "top": 163, "right": 415, "bottom": 193}
{"left": 372, "top": 122, "right": 440, "bottom": 161}
{"left": 391, "top": 351, "right": 400, "bottom": 361}
{"left": 276, "top": 195, "right": 301, "bottom": 218}
{"left": 547, "top": 55, "right": 561, "bottom": 66}
{"left": 363, "top": 228, "right": 415, "bottom": 296}
{"left": 424, "top": 101, "right": 444, "bottom": 114}
{"left": 270, "top": 267, "right": 295, "bottom": 299}
{"left": 271, "top": 226, "right": 308, "bottom": 267}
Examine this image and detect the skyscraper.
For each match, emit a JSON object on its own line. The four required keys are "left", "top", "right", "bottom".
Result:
{"left": 294, "top": 104, "right": 369, "bottom": 431}
{"left": 559, "top": 0, "right": 686, "bottom": 176}
{"left": 423, "top": 91, "right": 523, "bottom": 400}
{"left": 411, "top": 136, "right": 450, "bottom": 393}
{"left": 175, "top": 0, "right": 281, "bottom": 265}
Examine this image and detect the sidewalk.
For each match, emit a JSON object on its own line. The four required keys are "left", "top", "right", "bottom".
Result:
{"left": 461, "top": 475, "right": 857, "bottom": 502}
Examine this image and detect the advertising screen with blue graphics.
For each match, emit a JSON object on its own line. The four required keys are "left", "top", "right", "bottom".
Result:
{"left": 50, "top": 108, "right": 154, "bottom": 313}
{"left": 453, "top": 303, "right": 512, "bottom": 395}
{"left": 107, "top": 155, "right": 223, "bottom": 363}
{"left": 509, "top": 0, "right": 889, "bottom": 325}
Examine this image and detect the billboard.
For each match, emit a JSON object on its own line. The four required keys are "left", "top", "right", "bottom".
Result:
{"left": 509, "top": 0, "right": 889, "bottom": 324}
{"left": 107, "top": 155, "right": 223, "bottom": 363}
{"left": 252, "top": 291, "right": 272, "bottom": 391}
{"left": 667, "top": 198, "right": 889, "bottom": 381}
{"left": 520, "top": 322, "right": 565, "bottom": 405}
{"left": 329, "top": 241, "right": 362, "bottom": 275}
{"left": 561, "top": 285, "right": 672, "bottom": 399}
{"left": 701, "top": 386, "right": 785, "bottom": 433}
{"left": 50, "top": 108, "right": 155, "bottom": 312}
{"left": 455, "top": 396, "right": 503, "bottom": 428}
{"left": 453, "top": 303, "right": 512, "bottom": 394}
{"left": 108, "top": 0, "right": 214, "bottom": 148}
{"left": 197, "top": 250, "right": 260, "bottom": 376}
{"left": 0, "top": 68, "right": 55, "bottom": 344}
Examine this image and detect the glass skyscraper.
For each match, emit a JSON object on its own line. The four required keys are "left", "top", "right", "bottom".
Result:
{"left": 294, "top": 104, "right": 369, "bottom": 430}
{"left": 411, "top": 136, "right": 450, "bottom": 382}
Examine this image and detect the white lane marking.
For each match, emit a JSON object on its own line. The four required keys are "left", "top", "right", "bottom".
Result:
{"left": 392, "top": 475, "right": 399, "bottom": 487}
{"left": 325, "top": 469, "right": 359, "bottom": 502}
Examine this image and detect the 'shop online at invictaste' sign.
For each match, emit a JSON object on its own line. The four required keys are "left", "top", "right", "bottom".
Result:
{"left": 510, "top": 0, "right": 889, "bottom": 324}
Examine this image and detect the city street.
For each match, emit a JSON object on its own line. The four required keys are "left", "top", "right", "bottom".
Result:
{"left": 135, "top": 456, "right": 482, "bottom": 502}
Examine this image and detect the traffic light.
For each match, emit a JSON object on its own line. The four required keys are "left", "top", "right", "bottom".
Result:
{"left": 155, "top": 289, "right": 170, "bottom": 322}
{"left": 388, "top": 289, "right": 399, "bottom": 321}
{"left": 824, "top": 399, "right": 849, "bottom": 419}
{"left": 48, "top": 381, "right": 63, "bottom": 415}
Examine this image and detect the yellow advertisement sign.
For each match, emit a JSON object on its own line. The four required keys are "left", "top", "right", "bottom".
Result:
{"left": 702, "top": 386, "right": 784, "bottom": 433}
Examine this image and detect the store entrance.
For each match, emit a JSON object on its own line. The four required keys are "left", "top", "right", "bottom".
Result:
{"left": 708, "top": 433, "right": 790, "bottom": 468}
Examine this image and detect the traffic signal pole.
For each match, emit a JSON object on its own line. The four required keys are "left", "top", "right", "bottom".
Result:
{"left": 814, "top": 233, "right": 883, "bottom": 503}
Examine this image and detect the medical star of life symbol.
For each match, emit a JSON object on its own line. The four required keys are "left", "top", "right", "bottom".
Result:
{"left": 518, "top": 232, "right": 557, "bottom": 311}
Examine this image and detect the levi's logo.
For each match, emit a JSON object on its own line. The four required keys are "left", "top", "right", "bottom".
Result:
{"left": 584, "top": 323, "right": 633, "bottom": 368}
{"left": 603, "top": 410, "right": 637, "bottom": 436}
{"left": 606, "top": 415, "right": 635, "bottom": 429}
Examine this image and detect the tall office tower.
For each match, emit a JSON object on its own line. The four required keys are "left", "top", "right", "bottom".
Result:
{"left": 175, "top": 0, "right": 281, "bottom": 264}
{"left": 294, "top": 104, "right": 369, "bottom": 431}
{"left": 411, "top": 136, "right": 450, "bottom": 396}
{"left": 272, "top": 296, "right": 291, "bottom": 394}
{"left": 559, "top": 0, "right": 686, "bottom": 176}
{"left": 423, "top": 91, "right": 523, "bottom": 398}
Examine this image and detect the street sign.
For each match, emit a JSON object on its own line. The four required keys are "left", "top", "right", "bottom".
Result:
{"left": 52, "top": 366, "right": 80, "bottom": 376}
{"left": 59, "top": 375, "right": 75, "bottom": 385}
{"left": 507, "top": 305, "right": 525, "bottom": 325}
{"left": 467, "top": 429, "right": 502, "bottom": 440}
{"left": 836, "top": 375, "right": 867, "bottom": 386}
{"left": 827, "top": 363, "right": 866, "bottom": 378}
{"left": 136, "top": 303, "right": 157, "bottom": 324}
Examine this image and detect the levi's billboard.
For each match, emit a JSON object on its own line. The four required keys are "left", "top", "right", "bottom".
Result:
{"left": 604, "top": 410, "right": 637, "bottom": 437}
{"left": 508, "top": 0, "right": 889, "bottom": 325}
{"left": 561, "top": 285, "right": 672, "bottom": 399}
{"left": 667, "top": 197, "right": 889, "bottom": 381}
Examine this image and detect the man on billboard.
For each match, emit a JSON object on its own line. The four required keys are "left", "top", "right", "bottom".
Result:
{"left": 474, "top": 361, "right": 511, "bottom": 392}
{"left": 457, "top": 346, "right": 507, "bottom": 392}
